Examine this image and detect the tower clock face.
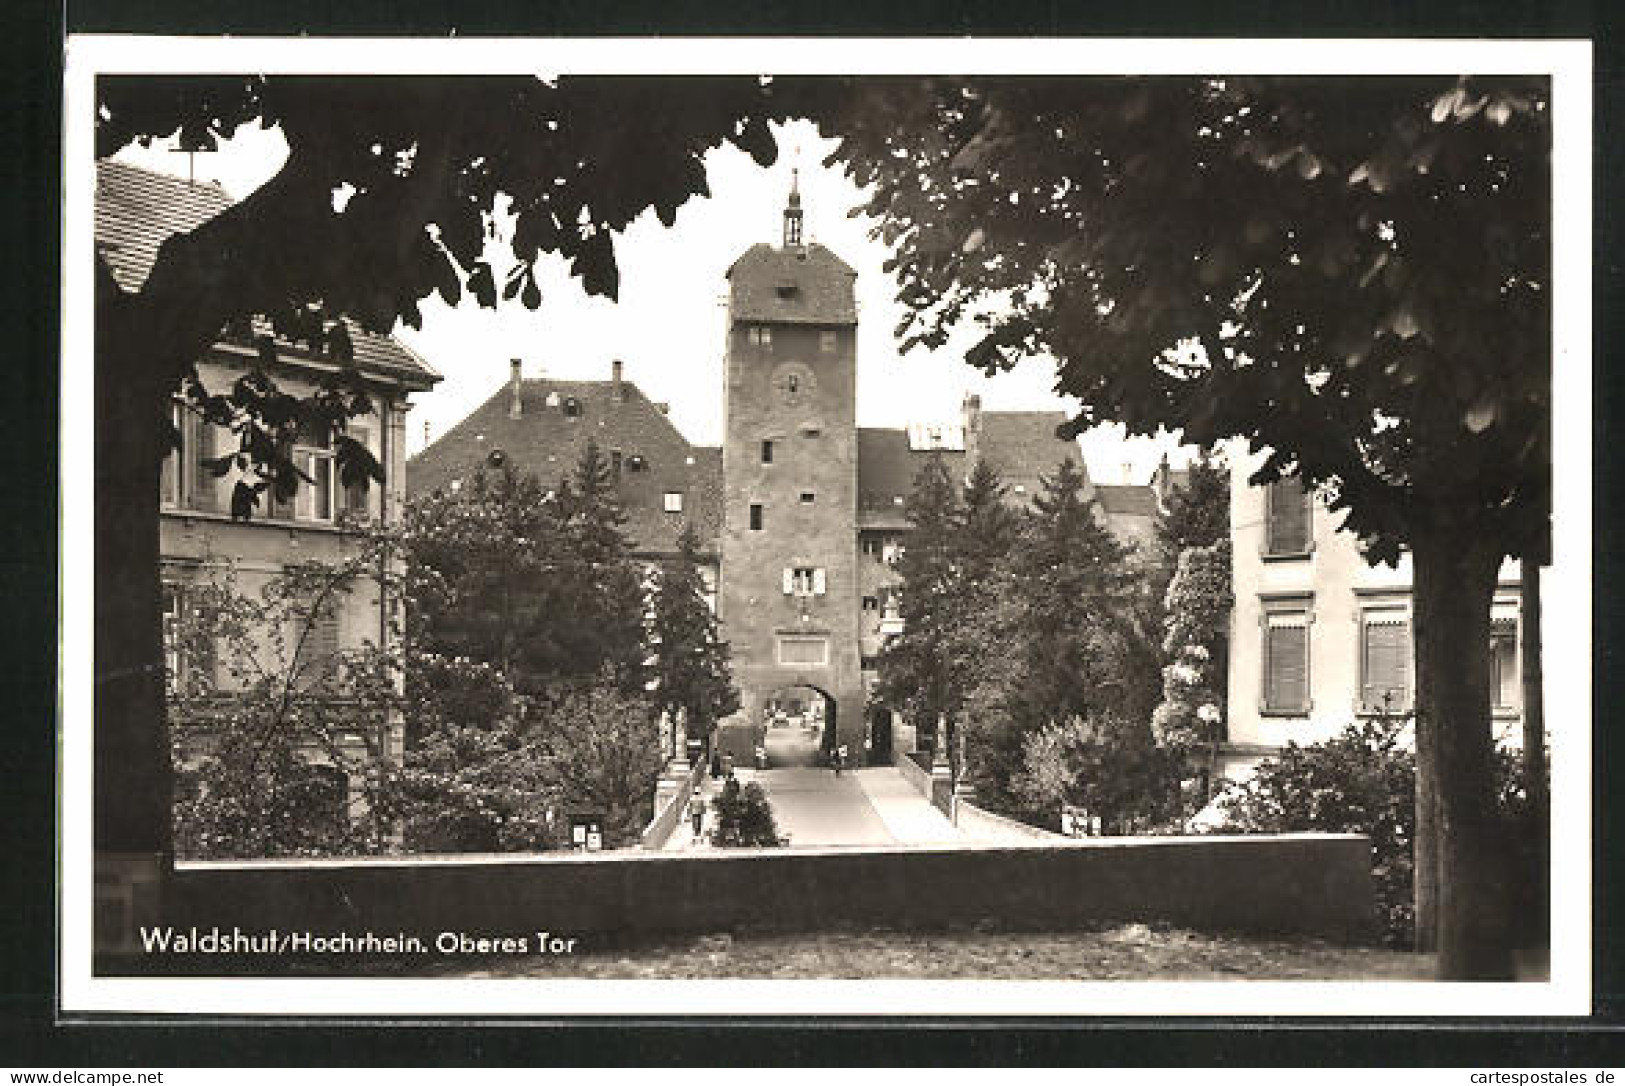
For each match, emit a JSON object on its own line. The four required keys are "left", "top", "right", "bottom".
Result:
{"left": 771, "top": 362, "right": 817, "bottom": 407}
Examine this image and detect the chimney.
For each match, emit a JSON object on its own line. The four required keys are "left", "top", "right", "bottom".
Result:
{"left": 1121, "top": 462, "right": 1134, "bottom": 485}
{"left": 612, "top": 359, "right": 625, "bottom": 402}
{"left": 509, "top": 358, "right": 523, "bottom": 419}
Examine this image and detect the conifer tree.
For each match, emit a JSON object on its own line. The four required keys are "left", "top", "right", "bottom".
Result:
{"left": 876, "top": 451, "right": 962, "bottom": 757}
{"left": 650, "top": 524, "right": 739, "bottom": 749}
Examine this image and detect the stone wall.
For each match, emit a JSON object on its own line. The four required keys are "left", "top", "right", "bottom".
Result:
{"left": 167, "top": 833, "right": 1376, "bottom": 952}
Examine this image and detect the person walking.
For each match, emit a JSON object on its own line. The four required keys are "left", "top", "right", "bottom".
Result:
{"left": 688, "top": 791, "right": 707, "bottom": 843}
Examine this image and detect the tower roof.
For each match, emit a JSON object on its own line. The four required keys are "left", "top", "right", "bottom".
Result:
{"left": 726, "top": 242, "right": 857, "bottom": 326}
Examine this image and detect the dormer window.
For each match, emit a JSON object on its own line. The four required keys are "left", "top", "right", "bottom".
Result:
{"left": 545, "top": 391, "right": 561, "bottom": 408}
{"left": 628, "top": 454, "right": 648, "bottom": 473}
{"left": 775, "top": 281, "right": 799, "bottom": 299}
{"left": 563, "top": 397, "right": 582, "bottom": 418}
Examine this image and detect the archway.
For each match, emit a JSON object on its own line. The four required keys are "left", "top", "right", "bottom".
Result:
{"left": 759, "top": 684, "right": 837, "bottom": 768}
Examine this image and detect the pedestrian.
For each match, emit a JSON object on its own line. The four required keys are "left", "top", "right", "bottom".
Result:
{"left": 688, "top": 791, "right": 706, "bottom": 842}
{"left": 838, "top": 743, "right": 849, "bottom": 776}
{"left": 722, "top": 751, "right": 735, "bottom": 779}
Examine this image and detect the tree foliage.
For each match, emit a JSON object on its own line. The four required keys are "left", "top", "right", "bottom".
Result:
{"left": 710, "top": 778, "right": 784, "bottom": 848}
{"left": 649, "top": 523, "right": 740, "bottom": 744}
{"left": 1012, "top": 711, "right": 1165, "bottom": 835}
{"left": 829, "top": 73, "right": 1550, "bottom": 978}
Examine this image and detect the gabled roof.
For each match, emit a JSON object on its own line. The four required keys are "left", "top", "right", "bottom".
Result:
{"left": 407, "top": 377, "right": 723, "bottom": 557}
{"left": 1093, "top": 484, "right": 1160, "bottom": 518}
{"left": 95, "top": 159, "right": 438, "bottom": 390}
{"left": 726, "top": 242, "right": 858, "bottom": 325}
{"left": 855, "top": 412, "right": 1089, "bottom": 528}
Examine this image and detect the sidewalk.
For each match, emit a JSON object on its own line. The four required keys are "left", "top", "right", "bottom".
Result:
{"left": 850, "top": 767, "right": 964, "bottom": 845}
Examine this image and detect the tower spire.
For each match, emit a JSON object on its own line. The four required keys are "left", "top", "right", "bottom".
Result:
{"left": 783, "top": 164, "right": 804, "bottom": 248}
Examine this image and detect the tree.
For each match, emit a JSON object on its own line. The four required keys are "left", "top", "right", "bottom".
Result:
{"left": 875, "top": 450, "right": 963, "bottom": 757}
{"left": 1150, "top": 540, "right": 1233, "bottom": 810}
{"left": 1013, "top": 711, "right": 1163, "bottom": 835}
{"left": 527, "top": 681, "right": 665, "bottom": 849}
{"left": 649, "top": 523, "right": 740, "bottom": 750}
{"left": 830, "top": 75, "right": 1549, "bottom": 978}
{"left": 402, "top": 463, "right": 563, "bottom": 693}
{"left": 551, "top": 441, "right": 649, "bottom": 692}
{"left": 168, "top": 550, "right": 402, "bottom": 859}
{"left": 1154, "top": 450, "right": 1231, "bottom": 569}
{"left": 91, "top": 74, "right": 803, "bottom": 903}
{"left": 710, "top": 778, "right": 784, "bottom": 848}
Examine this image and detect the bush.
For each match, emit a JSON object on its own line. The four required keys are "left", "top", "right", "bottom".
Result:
{"left": 1214, "top": 717, "right": 1543, "bottom": 948}
{"left": 710, "top": 778, "right": 783, "bottom": 847}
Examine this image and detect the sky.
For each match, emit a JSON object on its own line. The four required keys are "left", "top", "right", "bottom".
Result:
{"left": 116, "top": 116, "right": 1192, "bottom": 485}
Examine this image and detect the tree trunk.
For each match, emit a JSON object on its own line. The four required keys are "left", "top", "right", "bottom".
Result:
{"left": 1520, "top": 556, "right": 1549, "bottom": 951}
{"left": 1412, "top": 531, "right": 1513, "bottom": 979}
{"left": 93, "top": 293, "right": 174, "bottom": 957}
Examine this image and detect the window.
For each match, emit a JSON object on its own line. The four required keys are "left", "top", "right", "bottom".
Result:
{"left": 777, "top": 635, "right": 829, "bottom": 666}
{"left": 749, "top": 503, "right": 763, "bottom": 531}
{"left": 291, "top": 599, "right": 341, "bottom": 688}
{"left": 820, "top": 330, "right": 837, "bottom": 353}
{"left": 628, "top": 454, "right": 648, "bottom": 473}
{"left": 749, "top": 325, "right": 773, "bottom": 347}
{"left": 862, "top": 595, "right": 879, "bottom": 612}
{"left": 610, "top": 448, "right": 623, "bottom": 478}
{"left": 1265, "top": 477, "right": 1313, "bottom": 556}
{"left": 162, "top": 582, "right": 216, "bottom": 695}
{"left": 1359, "top": 606, "right": 1411, "bottom": 713}
{"left": 860, "top": 536, "right": 884, "bottom": 558}
{"left": 342, "top": 425, "right": 372, "bottom": 520}
{"left": 1491, "top": 616, "right": 1520, "bottom": 714}
{"left": 783, "top": 567, "right": 826, "bottom": 597}
{"left": 799, "top": 491, "right": 815, "bottom": 504}
{"left": 165, "top": 408, "right": 224, "bottom": 514}
{"left": 761, "top": 440, "right": 775, "bottom": 464}
{"left": 664, "top": 491, "right": 684, "bottom": 513}
{"left": 161, "top": 403, "right": 183, "bottom": 507}
{"left": 563, "top": 397, "right": 582, "bottom": 418}
{"left": 295, "top": 448, "right": 335, "bottom": 522}
{"left": 1261, "top": 598, "right": 1312, "bottom": 715}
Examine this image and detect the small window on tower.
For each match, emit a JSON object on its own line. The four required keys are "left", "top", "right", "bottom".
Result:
{"left": 800, "top": 491, "right": 815, "bottom": 504}
{"left": 820, "top": 330, "right": 837, "bottom": 353}
{"left": 761, "top": 440, "right": 774, "bottom": 465}
{"left": 749, "top": 326, "right": 773, "bottom": 347}
{"left": 749, "top": 503, "right": 763, "bottom": 531}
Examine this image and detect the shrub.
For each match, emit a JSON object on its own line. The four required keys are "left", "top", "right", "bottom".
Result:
{"left": 1214, "top": 717, "right": 1543, "bottom": 948}
{"left": 710, "top": 778, "right": 783, "bottom": 847}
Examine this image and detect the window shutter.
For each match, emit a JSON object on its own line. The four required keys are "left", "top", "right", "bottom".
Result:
{"left": 1266, "top": 624, "right": 1308, "bottom": 712}
{"left": 782, "top": 568, "right": 794, "bottom": 595}
{"left": 1362, "top": 618, "right": 1410, "bottom": 711}
{"left": 190, "top": 414, "right": 218, "bottom": 512}
{"left": 812, "top": 568, "right": 827, "bottom": 596}
{"left": 1267, "top": 478, "right": 1309, "bottom": 554}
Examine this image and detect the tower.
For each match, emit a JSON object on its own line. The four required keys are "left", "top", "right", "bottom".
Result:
{"left": 717, "top": 175, "right": 863, "bottom": 762}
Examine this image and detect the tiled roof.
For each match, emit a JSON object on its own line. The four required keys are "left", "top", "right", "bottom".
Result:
{"left": 857, "top": 413, "right": 1088, "bottom": 521}
{"left": 95, "top": 159, "right": 438, "bottom": 389}
{"left": 406, "top": 377, "right": 723, "bottom": 557}
{"left": 1093, "top": 484, "right": 1159, "bottom": 518}
{"left": 726, "top": 242, "right": 858, "bottom": 325}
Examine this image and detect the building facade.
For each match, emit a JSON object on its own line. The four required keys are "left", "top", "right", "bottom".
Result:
{"left": 99, "top": 160, "right": 441, "bottom": 827}
{"left": 1221, "top": 443, "right": 1525, "bottom": 779}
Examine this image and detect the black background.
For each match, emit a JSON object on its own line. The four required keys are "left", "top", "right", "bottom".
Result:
{"left": 5, "top": 0, "right": 1622, "bottom": 1066}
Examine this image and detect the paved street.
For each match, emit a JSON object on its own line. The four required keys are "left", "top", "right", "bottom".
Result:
{"left": 664, "top": 762, "right": 966, "bottom": 850}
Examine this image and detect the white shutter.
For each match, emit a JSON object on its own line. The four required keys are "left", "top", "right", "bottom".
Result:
{"left": 812, "top": 568, "right": 827, "bottom": 596}
{"left": 782, "top": 568, "right": 794, "bottom": 595}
